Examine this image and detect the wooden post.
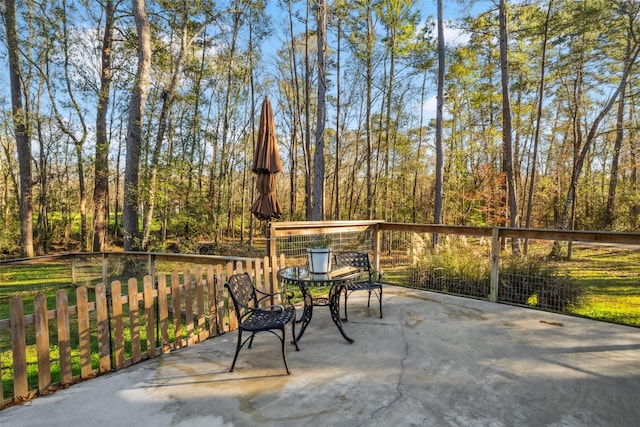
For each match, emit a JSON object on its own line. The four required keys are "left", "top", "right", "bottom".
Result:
{"left": 270, "top": 254, "right": 279, "bottom": 303}
{"left": 148, "top": 253, "right": 155, "bottom": 279}
{"left": 372, "top": 223, "right": 381, "bottom": 273}
{"left": 267, "top": 222, "right": 277, "bottom": 261}
{"left": 490, "top": 228, "right": 500, "bottom": 302}
{"left": 71, "top": 256, "right": 77, "bottom": 285}
{"left": 102, "top": 253, "right": 108, "bottom": 289}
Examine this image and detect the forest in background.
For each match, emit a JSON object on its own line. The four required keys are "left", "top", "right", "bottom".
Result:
{"left": 1, "top": 0, "right": 638, "bottom": 258}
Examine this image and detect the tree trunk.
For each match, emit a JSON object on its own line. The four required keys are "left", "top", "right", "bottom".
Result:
{"left": 499, "top": 0, "right": 521, "bottom": 254}
{"left": 312, "top": 0, "right": 327, "bottom": 221}
{"left": 5, "top": 0, "right": 34, "bottom": 257}
{"left": 93, "top": 0, "right": 115, "bottom": 252}
{"left": 215, "top": 9, "right": 241, "bottom": 243}
{"left": 124, "top": 0, "right": 152, "bottom": 251}
{"left": 114, "top": 122, "right": 123, "bottom": 238}
{"left": 605, "top": 39, "right": 631, "bottom": 228}
{"left": 525, "top": 0, "right": 552, "bottom": 253}
{"left": 286, "top": 0, "right": 301, "bottom": 221}
{"left": 304, "top": 2, "right": 313, "bottom": 220}
{"left": 334, "top": 12, "right": 343, "bottom": 220}
{"left": 433, "top": 0, "right": 445, "bottom": 233}
{"left": 35, "top": 82, "right": 49, "bottom": 253}
{"left": 383, "top": 27, "right": 397, "bottom": 222}
{"left": 365, "top": 1, "right": 374, "bottom": 220}
{"left": 248, "top": 5, "right": 256, "bottom": 245}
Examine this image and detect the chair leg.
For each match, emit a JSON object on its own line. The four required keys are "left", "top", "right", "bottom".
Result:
{"left": 367, "top": 289, "right": 372, "bottom": 307}
{"left": 291, "top": 319, "right": 300, "bottom": 351}
{"left": 378, "top": 287, "right": 383, "bottom": 318}
{"left": 230, "top": 329, "right": 243, "bottom": 372}
{"left": 280, "top": 328, "right": 291, "bottom": 374}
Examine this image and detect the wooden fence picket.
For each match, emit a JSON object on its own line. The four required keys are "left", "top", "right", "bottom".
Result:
{"left": 95, "top": 283, "right": 111, "bottom": 373}
{"left": 216, "top": 264, "right": 226, "bottom": 333}
{"left": 34, "top": 293, "right": 51, "bottom": 393}
{"left": 128, "top": 278, "right": 141, "bottom": 364}
{"left": 227, "top": 262, "right": 237, "bottom": 331}
{"left": 183, "top": 268, "right": 195, "bottom": 345}
{"left": 171, "top": 270, "right": 182, "bottom": 349}
{"left": 143, "top": 276, "right": 156, "bottom": 359}
{"left": 56, "top": 289, "right": 72, "bottom": 385}
{"left": 76, "top": 286, "right": 93, "bottom": 379}
{"left": 207, "top": 265, "right": 216, "bottom": 337}
{"left": 11, "top": 297, "right": 28, "bottom": 400}
{"left": 111, "top": 281, "right": 125, "bottom": 369}
{"left": 195, "top": 267, "right": 206, "bottom": 342}
{"left": 157, "top": 274, "right": 170, "bottom": 354}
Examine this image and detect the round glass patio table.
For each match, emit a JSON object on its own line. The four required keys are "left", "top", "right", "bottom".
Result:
{"left": 277, "top": 266, "right": 361, "bottom": 344}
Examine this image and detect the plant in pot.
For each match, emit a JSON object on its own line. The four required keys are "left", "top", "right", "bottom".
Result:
{"left": 307, "top": 236, "right": 333, "bottom": 276}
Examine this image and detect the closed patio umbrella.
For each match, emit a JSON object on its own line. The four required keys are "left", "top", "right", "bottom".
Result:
{"left": 251, "top": 97, "right": 283, "bottom": 221}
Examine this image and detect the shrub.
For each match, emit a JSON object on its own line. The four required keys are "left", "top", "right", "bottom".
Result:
{"left": 409, "top": 242, "right": 491, "bottom": 298}
{"left": 499, "top": 257, "right": 584, "bottom": 311}
{"left": 409, "top": 245, "right": 584, "bottom": 312}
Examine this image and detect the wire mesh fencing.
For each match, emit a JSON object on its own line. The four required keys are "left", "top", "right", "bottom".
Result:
{"left": 276, "top": 230, "right": 374, "bottom": 266}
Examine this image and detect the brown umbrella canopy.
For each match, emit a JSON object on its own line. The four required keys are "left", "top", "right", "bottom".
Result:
{"left": 251, "top": 98, "right": 283, "bottom": 221}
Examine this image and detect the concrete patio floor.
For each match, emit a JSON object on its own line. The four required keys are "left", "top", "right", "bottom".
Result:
{"left": 2, "top": 286, "right": 639, "bottom": 427}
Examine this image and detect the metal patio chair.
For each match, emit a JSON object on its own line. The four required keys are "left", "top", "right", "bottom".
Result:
{"left": 334, "top": 251, "right": 383, "bottom": 321}
{"left": 224, "top": 272, "right": 299, "bottom": 374}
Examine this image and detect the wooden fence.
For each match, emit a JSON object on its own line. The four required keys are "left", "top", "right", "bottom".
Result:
{"left": 0, "top": 255, "right": 284, "bottom": 408}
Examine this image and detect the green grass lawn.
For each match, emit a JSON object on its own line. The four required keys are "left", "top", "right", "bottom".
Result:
{"left": 557, "top": 245, "right": 640, "bottom": 326}
{"left": 0, "top": 262, "right": 74, "bottom": 300}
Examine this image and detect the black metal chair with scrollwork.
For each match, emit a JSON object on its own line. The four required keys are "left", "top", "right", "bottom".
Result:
{"left": 334, "top": 251, "right": 383, "bottom": 321}
{"left": 224, "top": 272, "right": 299, "bottom": 374}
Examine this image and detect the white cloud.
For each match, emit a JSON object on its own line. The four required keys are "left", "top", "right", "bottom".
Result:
{"left": 443, "top": 24, "right": 471, "bottom": 46}
{"left": 422, "top": 96, "right": 438, "bottom": 122}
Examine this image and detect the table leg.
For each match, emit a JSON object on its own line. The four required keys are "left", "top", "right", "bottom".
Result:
{"left": 293, "top": 287, "right": 314, "bottom": 343}
{"left": 329, "top": 284, "right": 354, "bottom": 344}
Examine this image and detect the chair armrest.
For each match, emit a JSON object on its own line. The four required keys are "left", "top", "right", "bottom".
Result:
{"left": 254, "top": 304, "right": 285, "bottom": 313}
{"left": 255, "top": 287, "right": 291, "bottom": 307}
{"left": 254, "top": 287, "right": 283, "bottom": 299}
{"left": 285, "top": 291, "right": 296, "bottom": 304}
{"left": 370, "top": 270, "right": 383, "bottom": 283}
